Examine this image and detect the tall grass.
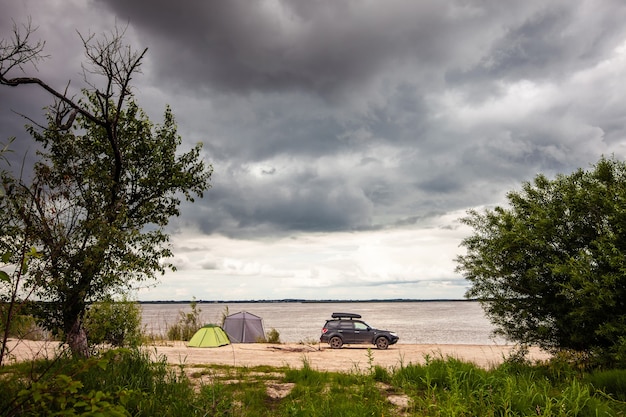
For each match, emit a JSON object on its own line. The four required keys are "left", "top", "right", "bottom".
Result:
{"left": 281, "top": 359, "right": 388, "bottom": 416}
{"left": 391, "top": 355, "right": 618, "bottom": 416}
{"left": 2, "top": 348, "right": 625, "bottom": 416}
{"left": 586, "top": 368, "right": 626, "bottom": 401}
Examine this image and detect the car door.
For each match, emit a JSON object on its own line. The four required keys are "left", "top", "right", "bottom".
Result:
{"left": 338, "top": 320, "right": 356, "bottom": 343}
{"left": 352, "top": 321, "right": 371, "bottom": 344}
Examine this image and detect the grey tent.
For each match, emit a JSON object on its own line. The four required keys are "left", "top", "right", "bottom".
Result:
{"left": 223, "top": 311, "right": 265, "bottom": 343}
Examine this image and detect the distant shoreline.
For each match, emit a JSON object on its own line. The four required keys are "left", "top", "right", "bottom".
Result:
{"left": 137, "top": 298, "right": 475, "bottom": 304}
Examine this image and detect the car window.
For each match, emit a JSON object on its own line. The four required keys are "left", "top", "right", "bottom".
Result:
{"left": 325, "top": 321, "right": 339, "bottom": 329}
{"left": 339, "top": 321, "right": 354, "bottom": 330}
{"left": 354, "top": 322, "right": 368, "bottom": 330}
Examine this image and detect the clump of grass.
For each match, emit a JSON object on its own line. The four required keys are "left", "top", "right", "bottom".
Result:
{"left": 284, "top": 357, "right": 326, "bottom": 386}
{"left": 586, "top": 368, "right": 626, "bottom": 401}
{"left": 372, "top": 365, "right": 391, "bottom": 383}
{"left": 280, "top": 364, "right": 387, "bottom": 416}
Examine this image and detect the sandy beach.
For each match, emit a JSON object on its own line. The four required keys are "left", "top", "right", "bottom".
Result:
{"left": 5, "top": 339, "right": 550, "bottom": 372}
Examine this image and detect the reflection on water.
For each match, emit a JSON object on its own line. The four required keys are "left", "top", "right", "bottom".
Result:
{"left": 141, "top": 301, "right": 507, "bottom": 345}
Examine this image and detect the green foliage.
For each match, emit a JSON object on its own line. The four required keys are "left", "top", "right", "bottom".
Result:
{"left": 0, "top": 27, "right": 212, "bottom": 355}
{"left": 3, "top": 352, "right": 626, "bottom": 416}
{"left": 282, "top": 360, "right": 387, "bottom": 417}
{"left": 198, "top": 380, "right": 234, "bottom": 415}
{"left": 586, "top": 369, "right": 626, "bottom": 401}
{"left": 265, "top": 328, "right": 281, "bottom": 343}
{"left": 456, "top": 156, "right": 626, "bottom": 359}
{"left": 389, "top": 356, "right": 617, "bottom": 416}
{"left": 23, "top": 95, "right": 211, "bottom": 343}
{"left": 14, "top": 374, "right": 132, "bottom": 417}
{"left": 4, "top": 352, "right": 136, "bottom": 416}
{"left": 166, "top": 300, "right": 202, "bottom": 341}
{"left": 83, "top": 297, "right": 143, "bottom": 348}
{"left": 0, "top": 348, "right": 199, "bottom": 416}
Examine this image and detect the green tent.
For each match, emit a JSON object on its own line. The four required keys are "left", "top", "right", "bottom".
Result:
{"left": 188, "top": 324, "right": 230, "bottom": 347}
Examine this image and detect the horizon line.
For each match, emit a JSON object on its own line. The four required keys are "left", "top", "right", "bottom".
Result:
{"left": 137, "top": 298, "right": 472, "bottom": 304}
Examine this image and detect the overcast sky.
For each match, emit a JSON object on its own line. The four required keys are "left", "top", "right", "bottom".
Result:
{"left": 2, "top": 0, "right": 626, "bottom": 301}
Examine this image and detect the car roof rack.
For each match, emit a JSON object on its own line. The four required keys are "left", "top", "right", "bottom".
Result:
{"left": 331, "top": 312, "right": 362, "bottom": 319}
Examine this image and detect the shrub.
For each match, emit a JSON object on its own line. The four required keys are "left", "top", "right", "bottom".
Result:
{"left": 265, "top": 328, "right": 280, "bottom": 344}
{"left": 83, "top": 297, "right": 143, "bottom": 347}
{"left": 13, "top": 373, "right": 133, "bottom": 417}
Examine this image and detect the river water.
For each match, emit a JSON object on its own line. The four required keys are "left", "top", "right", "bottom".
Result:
{"left": 141, "top": 301, "right": 507, "bottom": 345}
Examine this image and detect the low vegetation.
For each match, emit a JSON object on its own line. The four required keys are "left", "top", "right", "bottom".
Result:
{"left": 83, "top": 297, "right": 144, "bottom": 348}
{"left": 263, "top": 328, "right": 281, "bottom": 344}
{"left": 2, "top": 301, "right": 624, "bottom": 415}
{"left": 1, "top": 347, "right": 625, "bottom": 416}
{"left": 166, "top": 300, "right": 204, "bottom": 342}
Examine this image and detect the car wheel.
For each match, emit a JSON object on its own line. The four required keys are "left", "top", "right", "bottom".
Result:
{"left": 329, "top": 336, "right": 343, "bottom": 349}
{"left": 375, "top": 337, "right": 389, "bottom": 350}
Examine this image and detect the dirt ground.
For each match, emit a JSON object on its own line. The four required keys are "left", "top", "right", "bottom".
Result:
{"left": 5, "top": 339, "right": 551, "bottom": 372}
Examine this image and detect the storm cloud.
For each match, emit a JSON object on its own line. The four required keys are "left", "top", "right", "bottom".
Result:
{"left": 2, "top": 0, "right": 626, "bottom": 300}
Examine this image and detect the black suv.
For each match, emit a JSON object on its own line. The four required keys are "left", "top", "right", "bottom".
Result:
{"left": 320, "top": 312, "right": 399, "bottom": 349}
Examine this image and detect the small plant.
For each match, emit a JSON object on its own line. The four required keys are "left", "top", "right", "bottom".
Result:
{"left": 504, "top": 344, "right": 530, "bottom": 365}
{"left": 366, "top": 347, "right": 375, "bottom": 375}
{"left": 265, "top": 328, "right": 281, "bottom": 344}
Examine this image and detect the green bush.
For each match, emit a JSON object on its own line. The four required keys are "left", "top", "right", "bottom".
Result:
{"left": 83, "top": 297, "right": 143, "bottom": 347}
{"left": 265, "top": 328, "right": 281, "bottom": 343}
{"left": 13, "top": 373, "right": 133, "bottom": 417}
{"left": 3, "top": 352, "right": 137, "bottom": 416}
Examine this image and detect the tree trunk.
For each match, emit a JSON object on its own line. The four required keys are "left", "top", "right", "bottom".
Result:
{"left": 67, "top": 318, "right": 90, "bottom": 358}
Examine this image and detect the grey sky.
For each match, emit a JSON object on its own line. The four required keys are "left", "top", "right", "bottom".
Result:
{"left": 2, "top": 0, "right": 626, "bottom": 300}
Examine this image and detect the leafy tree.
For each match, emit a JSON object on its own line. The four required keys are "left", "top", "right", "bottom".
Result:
{"left": 456, "top": 156, "right": 626, "bottom": 358}
{"left": 0, "top": 23, "right": 212, "bottom": 356}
